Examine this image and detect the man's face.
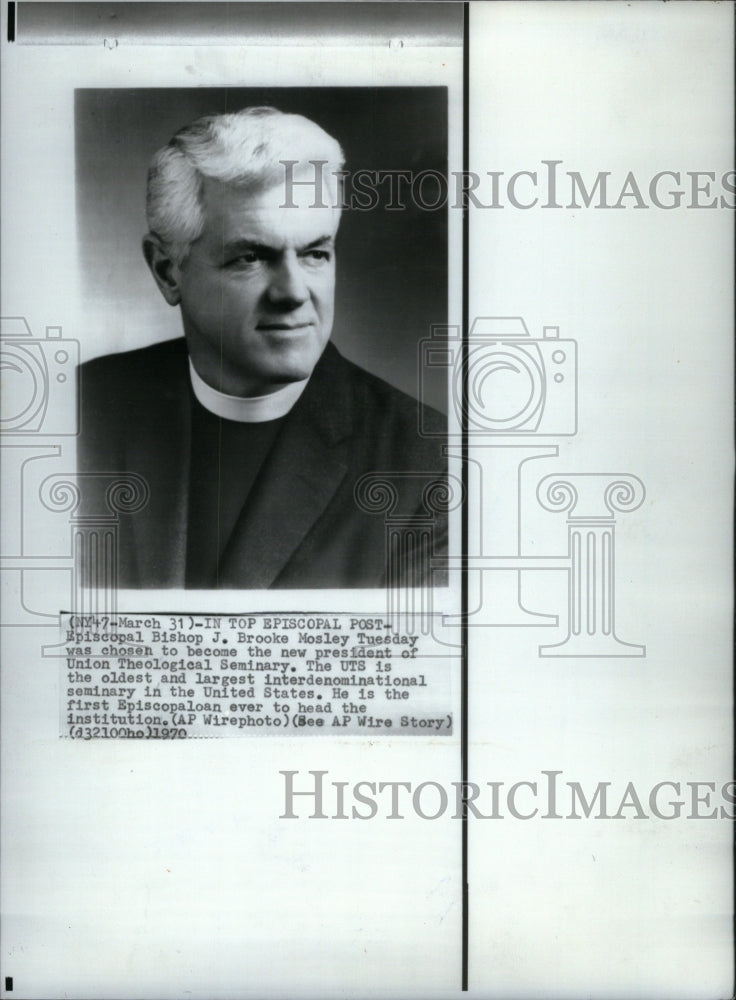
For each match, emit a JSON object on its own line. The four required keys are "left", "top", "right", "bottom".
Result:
{"left": 176, "top": 176, "right": 339, "bottom": 396}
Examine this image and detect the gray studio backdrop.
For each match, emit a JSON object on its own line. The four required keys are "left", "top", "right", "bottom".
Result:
{"left": 75, "top": 87, "right": 448, "bottom": 412}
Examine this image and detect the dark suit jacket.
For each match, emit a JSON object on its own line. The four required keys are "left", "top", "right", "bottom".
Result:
{"left": 77, "top": 338, "right": 447, "bottom": 589}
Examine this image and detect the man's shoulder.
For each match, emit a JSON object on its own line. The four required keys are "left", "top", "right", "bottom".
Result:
{"left": 320, "top": 344, "right": 446, "bottom": 461}
{"left": 335, "top": 347, "right": 444, "bottom": 426}
{"left": 79, "top": 338, "right": 189, "bottom": 413}
{"left": 80, "top": 337, "right": 188, "bottom": 382}
{"left": 351, "top": 361, "right": 445, "bottom": 433}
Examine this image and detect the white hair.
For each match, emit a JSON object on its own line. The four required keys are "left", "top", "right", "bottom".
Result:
{"left": 146, "top": 106, "right": 345, "bottom": 263}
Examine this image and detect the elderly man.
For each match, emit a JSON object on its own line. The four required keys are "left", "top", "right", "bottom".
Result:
{"left": 78, "top": 107, "right": 446, "bottom": 589}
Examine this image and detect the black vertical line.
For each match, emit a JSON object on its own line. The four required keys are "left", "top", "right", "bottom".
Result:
{"left": 7, "top": 1, "right": 15, "bottom": 41}
{"left": 461, "top": 0, "right": 470, "bottom": 993}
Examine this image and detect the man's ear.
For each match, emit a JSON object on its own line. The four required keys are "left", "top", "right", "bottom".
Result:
{"left": 142, "top": 234, "right": 182, "bottom": 306}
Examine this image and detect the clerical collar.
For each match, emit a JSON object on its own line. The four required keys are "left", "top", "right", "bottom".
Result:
{"left": 189, "top": 360, "right": 308, "bottom": 423}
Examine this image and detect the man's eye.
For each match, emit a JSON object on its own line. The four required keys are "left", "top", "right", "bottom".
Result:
{"left": 226, "top": 251, "right": 260, "bottom": 267}
{"left": 302, "top": 249, "right": 331, "bottom": 263}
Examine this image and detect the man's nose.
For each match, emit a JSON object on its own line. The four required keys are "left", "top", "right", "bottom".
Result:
{"left": 266, "top": 254, "right": 309, "bottom": 307}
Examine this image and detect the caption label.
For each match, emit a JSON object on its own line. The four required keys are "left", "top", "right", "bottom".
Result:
{"left": 60, "top": 613, "right": 454, "bottom": 738}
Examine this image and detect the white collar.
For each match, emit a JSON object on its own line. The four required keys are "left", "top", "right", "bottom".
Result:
{"left": 189, "top": 360, "right": 308, "bottom": 423}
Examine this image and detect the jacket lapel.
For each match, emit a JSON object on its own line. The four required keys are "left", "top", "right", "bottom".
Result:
{"left": 217, "top": 343, "right": 352, "bottom": 589}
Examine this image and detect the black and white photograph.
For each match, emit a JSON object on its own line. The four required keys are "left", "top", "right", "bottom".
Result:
{"left": 75, "top": 88, "right": 449, "bottom": 590}
{"left": 0, "top": 3, "right": 733, "bottom": 999}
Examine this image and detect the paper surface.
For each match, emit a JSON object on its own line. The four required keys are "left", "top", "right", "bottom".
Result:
{"left": 1, "top": 3, "right": 733, "bottom": 997}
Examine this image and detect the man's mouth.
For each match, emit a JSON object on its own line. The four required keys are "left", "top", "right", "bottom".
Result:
{"left": 257, "top": 321, "right": 314, "bottom": 332}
